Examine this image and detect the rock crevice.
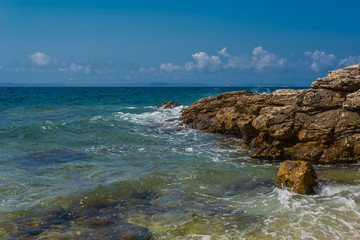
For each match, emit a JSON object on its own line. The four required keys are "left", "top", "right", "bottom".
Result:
{"left": 181, "top": 63, "right": 360, "bottom": 163}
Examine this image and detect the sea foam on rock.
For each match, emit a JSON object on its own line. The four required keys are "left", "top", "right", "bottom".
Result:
{"left": 156, "top": 101, "right": 182, "bottom": 109}
{"left": 181, "top": 63, "right": 360, "bottom": 164}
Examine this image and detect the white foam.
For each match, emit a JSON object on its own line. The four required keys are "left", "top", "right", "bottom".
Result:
{"left": 318, "top": 184, "right": 351, "bottom": 197}
{"left": 41, "top": 120, "right": 55, "bottom": 130}
{"left": 114, "top": 106, "right": 184, "bottom": 127}
{"left": 188, "top": 234, "right": 212, "bottom": 240}
{"left": 89, "top": 116, "right": 104, "bottom": 121}
{"left": 249, "top": 183, "right": 360, "bottom": 239}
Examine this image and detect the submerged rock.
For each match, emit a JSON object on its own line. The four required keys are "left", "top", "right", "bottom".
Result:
{"left": 78, "top": 222, "right": 153, "bottom": 240}
{"left": 181, "top": 63, "right": 360, "bottom": 163}
{"left": 156, "top": 101, "right": 181, "bottom": 109}
{"left": 26, "top": 149, "right": 88, "bottom": 165}
{"left": 276, "top": 160, "right": 318, "bottom": 194}
{"left": 131, "top": 190, "right": 160, "bottom": 200}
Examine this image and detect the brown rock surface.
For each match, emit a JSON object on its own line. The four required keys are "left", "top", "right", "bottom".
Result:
{"left": 311, "top": 63, "right": 360, "bottom": 92}
{"left": 276, "top": 160, "right": 318, "bottom": 194}
{"left": 181, "top": 64, "right": 360, "bottom": 163}
{"left": 156, "top": 101, "right": 181, "bottom": 109}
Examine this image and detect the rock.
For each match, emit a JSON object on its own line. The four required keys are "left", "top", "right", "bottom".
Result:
{"left": 269, "top": 89, "right": 301, "bottom": 106}
{"left": 130, "top": 190, "right": 159, "bottom": 200}
{"left": 78, "top": 221, "right": 153, "bottom": 240}
{"left": 156, "top": 101, "right": 181, "bottom": 109}
{"left": 343, "top": 89, "right": 360, "bottom": 110}
{"left": 311, "top": 63, "right": 360, "bottom": 92}
{"left": 276, "top": 160, "right": 318, "bottom": 194}
{"left": 181, "top": 64, "right": 360, "bottom": 163}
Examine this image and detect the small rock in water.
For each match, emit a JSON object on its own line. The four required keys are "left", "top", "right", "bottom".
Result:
{"left": 276, "top": 160, "right": 318, "bottom": 194}
{"left": 131, "top": 190, "right": 159, "bottom": 200}
{"left": 27, "top": 149, "right": 88, "bottom": 165}
{"left": 78, "top": 221, "right": 153, "bottom": 240}
{"left": 156, "top": 101, "right": 181, "bottom": 109}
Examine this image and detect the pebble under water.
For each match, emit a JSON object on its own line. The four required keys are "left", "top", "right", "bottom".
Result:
{"left": 0, "top": 87, "right": 359, "bottom": 239}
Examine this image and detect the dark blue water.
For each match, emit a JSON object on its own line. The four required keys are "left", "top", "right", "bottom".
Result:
{"left": 0, "top": 87, "right": 359, "bottom": 239}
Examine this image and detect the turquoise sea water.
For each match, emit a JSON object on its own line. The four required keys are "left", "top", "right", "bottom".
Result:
{"left": 0, "top": 87, "right": 359, "bottom": 239}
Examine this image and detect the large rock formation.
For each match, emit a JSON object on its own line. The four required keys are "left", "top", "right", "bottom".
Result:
{"left": 181, "top": 63, "right": 360, "bottom": 164}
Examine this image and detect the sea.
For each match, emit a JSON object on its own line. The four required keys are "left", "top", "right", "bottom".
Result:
{"left": 0, "top": 87, "right": 359, "bottom": 239}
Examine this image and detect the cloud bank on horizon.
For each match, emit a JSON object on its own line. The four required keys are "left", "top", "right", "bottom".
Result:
{"left": 1, "top": 46, "right": 360, "bottom": 86}
{"left": 140, "top": 46, "right": 360, "bottom": 76}
{"left": 1, "top": 0, "right": 359, "bottom": 86}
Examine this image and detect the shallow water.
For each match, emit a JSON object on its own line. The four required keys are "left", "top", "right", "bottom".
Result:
{"left": 0, "top": 87, "right": 359, "bottom": 239}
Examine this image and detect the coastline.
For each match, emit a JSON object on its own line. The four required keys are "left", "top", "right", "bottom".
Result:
{"left": 181, "top": 63, "right": 360, "bottom": 164}
{"left": 1, "top": 85, "right": 359, "bottom": 239}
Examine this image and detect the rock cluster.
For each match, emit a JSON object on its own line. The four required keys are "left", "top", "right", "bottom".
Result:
{"left": 181, "top": 64, "right": 360, "bottom": 164}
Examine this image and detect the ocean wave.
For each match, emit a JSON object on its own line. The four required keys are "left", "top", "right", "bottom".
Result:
{"left": 113, "top": 106, "right": 184, "bottom": 127}
{"left": 243, "top": 185, "right": 360, "bottom": 239}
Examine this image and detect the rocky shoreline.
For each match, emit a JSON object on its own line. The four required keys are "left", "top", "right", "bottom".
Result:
{"left": 181, "top": 64, "right": 360, "bottom": 164}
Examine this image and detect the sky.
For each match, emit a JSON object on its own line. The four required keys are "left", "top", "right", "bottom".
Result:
{"left": 0, "top": 0, "right": 360, "bottom": 86}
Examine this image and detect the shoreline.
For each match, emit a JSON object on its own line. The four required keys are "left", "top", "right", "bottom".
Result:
{"left": 181, "top": 63, "right": 360, "bottom": 164}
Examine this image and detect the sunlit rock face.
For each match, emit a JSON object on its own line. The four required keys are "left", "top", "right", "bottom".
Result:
{"left": 276, "top": 160, "right": 318, "bottom": 195}
{"left": 182, "top": 63, "right": 360, "bottom": 163}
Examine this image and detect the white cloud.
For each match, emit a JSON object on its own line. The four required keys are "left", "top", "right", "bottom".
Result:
{"left": 338, "top": 55, "right": 360, "bottom": 67}
{"left": 160, "top": 63, "right": 180, "bottom": 72}
{"left": 28, "top": 52, "right": 50, "bottom": 66}
{"left": 139, "top": 67, "right": 156, "bottom": 73}
{"left": 84, "top": 65, "right": 91, "bottom": 74}
{"left": 252, "top": 47, "right": 286, "bottom": 70}
{"left": 218, "top": 47, "right": 250, "bottom": 69}
{"left": 70, "top": 63, "right": 84, "bottom": 73}
{"left": 139, "top": 46, "right": 287, "bottom": 75}
{"left": 304, "top": 50, "right": 336, "bottom": 71}
{"left": 218, "top": 47, "right": 231, "bottom": 58}
{"left": 183, "top": 51, "right": 222, "bottom": 71}
{"left": 190, "top": 52, "right": 222, "bottom": 71}
{"left": 58, "top": 63, "right": 91, "bottom": 74}
{"left": 218, "top": 46, "right": 286, "bottom": 70}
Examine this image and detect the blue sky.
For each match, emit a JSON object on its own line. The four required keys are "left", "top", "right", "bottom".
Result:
{"left": 0, "top": 0, "right": 359, "bottom": 86}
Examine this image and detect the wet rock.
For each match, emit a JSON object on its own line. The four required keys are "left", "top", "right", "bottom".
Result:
{"left": 81, "top": 216, "right": 117, "bottom": 228}
{"left": 276, "top": 160, "right": 318, "bottom": 194}
{"left": 225, "top": 178, "right": 274, "bottom": 196}
{"left": 131, "top": 190, "right": 159, "bottom": 201}
{"left": 18, "top": 227, "right": 44, "bottom": 236}
{"left": 181, "top": 64, "right": 360, "bottom": 163}
{"left": 27, "top": 149, "right": 88, "bottom": 165}
{"left": 78, "top": 221, "right": 153, "bottom": 240}
{"left": 6, "top": 185, "right": 163, "bottom": 239}
{"left": 44, "top": 208, "right": 77, "bottom": 226}
{"left": 8, "top": 208, "right": 78, "bottom": 238}
{"left": 156, "top": 101, "right": 181, "bottom": 109}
